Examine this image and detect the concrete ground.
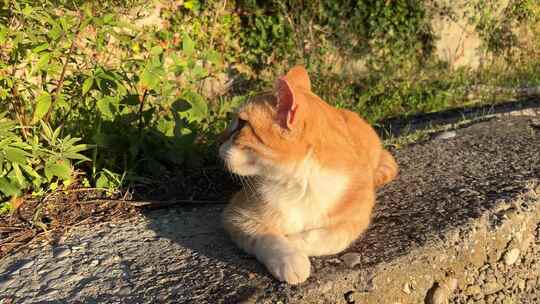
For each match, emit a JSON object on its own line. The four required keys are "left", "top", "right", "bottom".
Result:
{"left": 0, "top": 111, "right": 539, "bottom": 304}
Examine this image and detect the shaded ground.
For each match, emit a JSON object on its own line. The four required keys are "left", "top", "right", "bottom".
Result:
{"left": 0, "top": 166, "right": 239, "bottom": 259}
{"left": 0, "top": 114, "right": 539, "bottom": 303}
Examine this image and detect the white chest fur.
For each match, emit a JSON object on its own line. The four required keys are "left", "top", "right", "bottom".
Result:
{"left": 259, "top": 158, "right": 349, "bottom": 234}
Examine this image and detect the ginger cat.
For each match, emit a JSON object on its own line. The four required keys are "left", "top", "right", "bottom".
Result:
{"left": 219, "top": 66, "right": 398, "bottom": 284}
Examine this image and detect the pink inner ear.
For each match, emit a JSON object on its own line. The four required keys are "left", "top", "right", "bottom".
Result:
{"left": 276, "top": 78, "right": 297, "bottom": 129}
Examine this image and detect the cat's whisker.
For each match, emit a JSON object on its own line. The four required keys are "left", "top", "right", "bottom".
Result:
{"left": 243, "top": 176, "right": 256, "bottom": 199}
{"left": 247, "top": 176, "right": 263, "bottom": 202}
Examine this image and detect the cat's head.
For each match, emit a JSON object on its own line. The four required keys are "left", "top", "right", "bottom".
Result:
{"left": 219, "top": 65, "right": 316, "bottom": 177}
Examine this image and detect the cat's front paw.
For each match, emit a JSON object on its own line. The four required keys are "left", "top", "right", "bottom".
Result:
{"left": 265, "top": 250, "right": 311, "bottom": 285}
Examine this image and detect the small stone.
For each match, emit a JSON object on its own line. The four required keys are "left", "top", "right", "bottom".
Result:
{"left": 53, "top": 247, "right": 71, "bottom": 259}
{"left": 502, "top": 298, "right": 514, "bottom": 304}
{"left": 435, "top": 131, "right": 457, "bottom": 140}
{"left": 71, "top": 242, "right": 88, "bottom": 251}
{"left": 517, "top": 279, "right": 526, "bottom": 291}
{"left": 344, "top": 290, "right": 355, "bottom": 304}
{"left": 402, "top": 282, "right": 411, "bottom": 295}
{"left": 530, "top": 118, "right": 540, "bottom": 128}
{"left": 42, "top": 267, "right": 65, "bottom": 284}
{"left": 341, "top": 253, "right": 361, "bottom": 268}
{"left": 484, "top": 282, "right": 502, "bottom": 295}
{"left": 503, "top": 248, "right": 520, "bottom": 266}
{"left": 327, "top": 258, "right": 341, "bottom": 265}
{"left": 90, "top": 260, "right": 100, "bottom": 267}
{"left": 478, "top": 272, "right": 486, "bottom": 283}
{"left": 0, "top": 277, "right": 15, "bottom": 290}
{"left": 485, "top": 273, "right": 497, "bottom": 283}
{"left": 465, "top": 284, "right": 482, "bottom": 295}
{"left": 116, "top": 286, "right": 131, "bottom": 296}
{"left": 18, "top": 260, "right": 35, "bottom": 271}
{"left": 0, "top": 297, "right": 14, "bottom": 304}
{"left": 429, "top": 278, "right": 457, "bottom": 304}
{"left": 485, "top": 294, "right": 496, "bottom": 303}
{"left": 19, "top": 268, "right": 32, "bottom": 276}
{"left": 319, "top": 282, "right": 333, "bottom": 293}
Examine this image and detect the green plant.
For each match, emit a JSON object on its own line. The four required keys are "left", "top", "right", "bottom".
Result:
{"left": 0, "top": 0, "right": 238, "bottom": 192}
{"left": 0, "top": 112, "right": 90, "bottom": 202}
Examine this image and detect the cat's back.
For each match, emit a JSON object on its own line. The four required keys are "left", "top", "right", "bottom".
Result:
{"left": 337, "top": 108, "right": 383, "bottom": 168}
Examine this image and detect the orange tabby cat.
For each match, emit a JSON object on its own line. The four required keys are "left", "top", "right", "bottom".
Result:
{"left": 219, "top": 66, "right": 398, "bottom": 284}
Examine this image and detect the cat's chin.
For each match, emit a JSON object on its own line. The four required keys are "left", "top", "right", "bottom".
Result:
{"left": 225, "top": 160, "right": 262, "bottom": 177}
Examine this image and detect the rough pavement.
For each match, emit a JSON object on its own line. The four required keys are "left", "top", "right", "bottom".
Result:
{"left": 1, "top": 114, "right": 539, "bottom": 304}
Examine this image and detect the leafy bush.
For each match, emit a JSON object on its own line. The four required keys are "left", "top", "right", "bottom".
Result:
{"left": 0, "top": 113, "right": 90, "bottom": 200}
{"left": 1, "top": 0, "right": 539, "bottom": 211}
{"left": 1, "top": 1, "right": 236, "bottom": 189}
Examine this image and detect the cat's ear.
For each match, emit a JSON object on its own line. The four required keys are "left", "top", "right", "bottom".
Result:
{"left": 285, "top": 65, "right": 311, "bottom": 91}
{"left": 276, "top": 77, "right": 298, "bottom": 129}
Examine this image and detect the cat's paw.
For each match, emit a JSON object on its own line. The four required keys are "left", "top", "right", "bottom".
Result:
{"left": 265, "top": 250, "right": 311, "bottom": 285}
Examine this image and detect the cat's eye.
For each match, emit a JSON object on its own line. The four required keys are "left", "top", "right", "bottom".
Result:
{"left": 233, "top": 118, "right": 247, "bottom": 133}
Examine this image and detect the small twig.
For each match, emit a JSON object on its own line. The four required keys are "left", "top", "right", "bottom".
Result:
{"left": 0, "top": 225, "right": 27, "bottom": 231}
{"left": 137, "top": 88, "right": 148, "bottom": 131}
{"left": 75, "top": 198, "right": 228, "bottom": 207}
{"left": 44, "top": 11, "right": 84, "bottom": 123}
{"left": 8, "top": 54, "right": 30, "bottom": 139}
{"left": 63, "top": 187, "right": 121, "bottom": 194}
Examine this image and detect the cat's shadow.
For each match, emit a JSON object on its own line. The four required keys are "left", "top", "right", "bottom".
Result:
{"left": 141, "top": 202, "right": 278, "bottom": 302}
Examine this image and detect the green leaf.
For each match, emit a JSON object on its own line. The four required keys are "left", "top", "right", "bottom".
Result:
{"left": 183, "top": 0, "right": 200, "bottom": 11}
{"left": 192, "top": 65, "right": 208, "bottom": 78}
{"left": 22, "top": 5, "right": 33, "bottom": 16}
{"left": 37, "top": 53, "right": 50, "bottom": 71}
{"left": 52, "top": 125, "right": 62, "bottom": 143}
{"left": 0, "top": 177, "right": 20, "bottom": 197}
{"left": 0, "top": 26, "right": 7, "bottom": 44}
{"left": 182, "top": 34, "right": 195, "bottom": 57}
{"left": 59, "top": 16, "right": 70, "bottom": 31}
{"left": 95, "top": 174, "right": 110, "bottom": 188}
{"left": 182, "top": 91, "right": 207, "bottom": 122}
{"left": 0, "top": 202, "right": 12, "bottom": 215}
{"left": 150, "top": 46, "right": 163, "bottom": 55}
{"left": 32, "top": 92, "right": 51, "bottom": 124}
{"left": 204, "top": 50, "right": 221, "bottom": 65}
{"left": 103, "top": 14, "right": 115, "bottom": 25}
{"left": 63, "top": 152, "right": 91, "bottom": 161}
{"left": 12, "top": 163, "right": 25, "bottom": 186}
{"left": 157, "top": 119, "right": 175, "bottom": 137}
{"left": 66, "top": 143, "right": 92, "bottom": 154}
{"left": 139, "top": 63, "right": 164, "bottom": 90}
{"left": 82, "top": 77, "right": 94, "bottom": 95}
{"left": 32, "top": 43, "right": 50, "bottom": 54}
{"left": 140, "top": 69, "right": 159, "bottom": 90}
{"left": 97, "top": 96, "right": 116, "bottom": 119}
{"left": 20, "top": 164, "right": 41, "bottom": 180}
{"left": 3, "top": 147, "right": 28, "bottom": 164}
{"left": 44, "top": 161, "right": 71, "bottom": 181}
{"left": 40, "top": 120, "right": 54, "bottom": 142}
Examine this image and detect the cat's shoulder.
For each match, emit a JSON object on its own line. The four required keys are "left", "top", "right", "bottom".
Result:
{"left": 336, "top": 108, "right": 371, "bottom": 129}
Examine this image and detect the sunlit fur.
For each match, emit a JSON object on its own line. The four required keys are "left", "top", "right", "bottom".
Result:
{"left": 219, "top": 66, "right": 398, "bottom": 284}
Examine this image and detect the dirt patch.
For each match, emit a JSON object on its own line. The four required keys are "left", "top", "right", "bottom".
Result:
{"left": 0, "top": 166, "right": 239, "bottom": 259}
{"left": 0, "top": 186, "right": 138, "bottom": 259}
